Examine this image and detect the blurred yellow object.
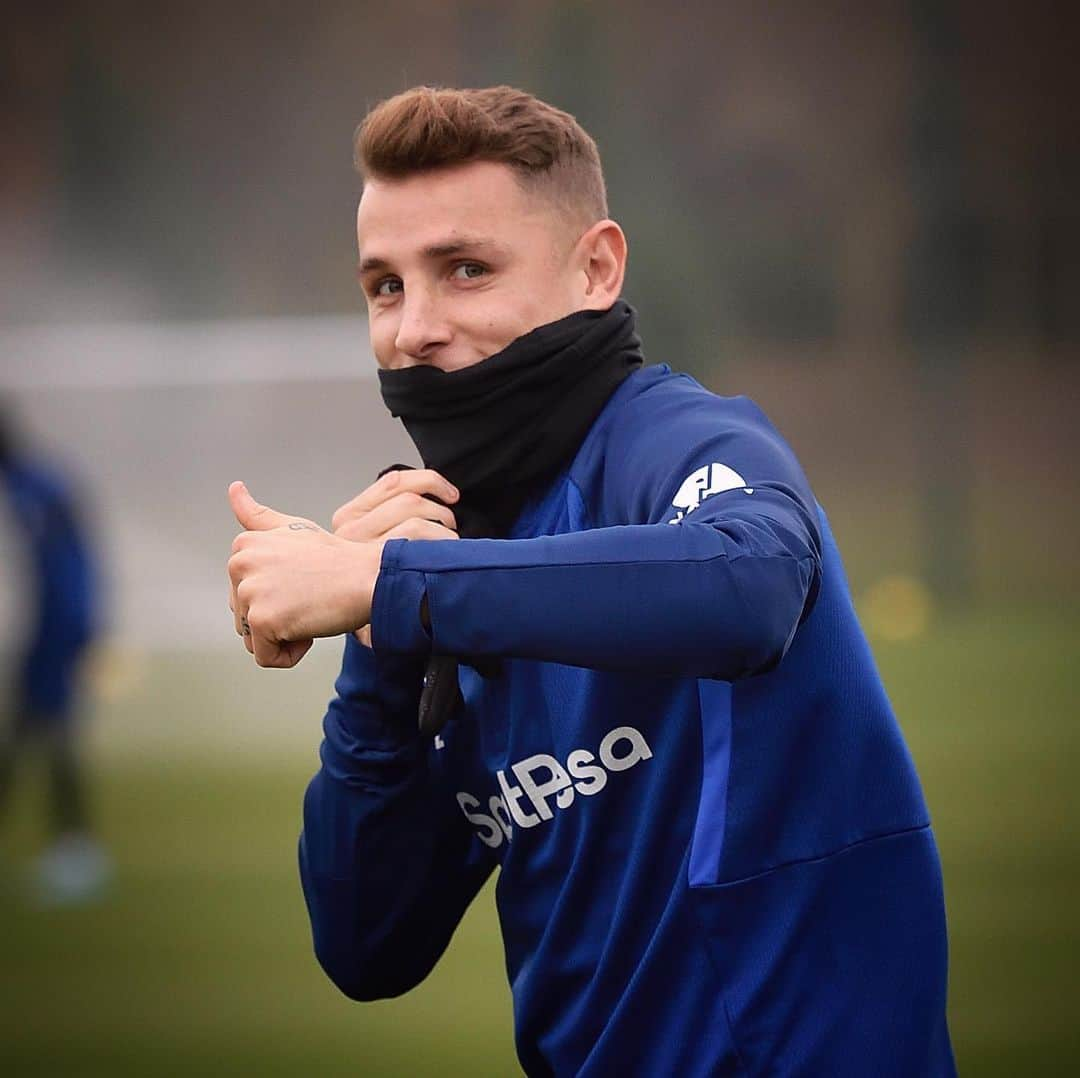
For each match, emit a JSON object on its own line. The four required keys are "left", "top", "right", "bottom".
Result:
{"left": 860, "top": 574, "right": 934, "bottom": 642}
{"left": 85, "top": 643, "right": 145, "bottom": 703}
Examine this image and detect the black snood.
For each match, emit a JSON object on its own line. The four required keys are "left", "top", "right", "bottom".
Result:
{"left": 379, "top": 300, "right": 644, "bottom": 538}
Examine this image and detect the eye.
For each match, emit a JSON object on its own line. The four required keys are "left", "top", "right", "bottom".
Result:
{"left": 373, "top": 277, "right": 403, "bottom": 297}
{"left": 451, "top": 262, "right": 487, "bottom": 281}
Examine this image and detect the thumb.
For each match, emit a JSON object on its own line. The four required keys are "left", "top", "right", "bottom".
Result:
{"left": 229, "top": 481, "right": 294, "bottom": 531}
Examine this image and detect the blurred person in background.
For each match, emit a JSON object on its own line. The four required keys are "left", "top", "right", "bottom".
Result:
{"left": 0, "top": 399, "right": 110, "bottom": 905}
{"left": 227, "top": 86, "right": 954, "bottom": 1075}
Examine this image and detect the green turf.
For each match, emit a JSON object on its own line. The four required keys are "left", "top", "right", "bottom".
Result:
{"left": 873, "top": 605, "right": 1080, "bottom": 1074}
{"left": 0, "top": 760, "right": 517, "bottom": 1077}
{"left": 1, "top": 605, "right": 1077, "bottom": 1075}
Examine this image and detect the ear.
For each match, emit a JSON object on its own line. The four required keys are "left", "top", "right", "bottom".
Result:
{"left": 577, "top": 219, "right": 628, "bottom": 310}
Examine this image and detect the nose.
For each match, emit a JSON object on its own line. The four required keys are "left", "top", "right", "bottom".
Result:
{"left": 394, "top": 286, "right": 452, "bottom": 363}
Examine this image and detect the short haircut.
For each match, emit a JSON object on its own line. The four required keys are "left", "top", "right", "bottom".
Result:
{"left": 355, "top": 85, "right": 608, "bottom": 230}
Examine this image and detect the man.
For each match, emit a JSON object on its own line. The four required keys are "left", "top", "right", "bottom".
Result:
{"left": 227, "top": 86, "right": 954, "bottom": 1075}
{"left": 0, "top": 401, "right": 109, "bottom": 904}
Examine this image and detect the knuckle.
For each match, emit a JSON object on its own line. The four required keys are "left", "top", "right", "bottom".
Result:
{"left": 417, "top": 470, "right": 448, "bottom": 496}
{"left": 233, "top": 534, "right": 259, "bottom": 559}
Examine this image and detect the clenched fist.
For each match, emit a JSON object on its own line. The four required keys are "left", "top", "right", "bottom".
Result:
{"left": 330, "top": 468, "right": 460, "bottom": 646}
{"left": 227, "top": 481, "right": 382, "bottom": 668}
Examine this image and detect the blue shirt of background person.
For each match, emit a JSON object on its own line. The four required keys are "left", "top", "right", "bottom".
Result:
{"left": 0, "top": 424, "right": 100, "bottom": 719}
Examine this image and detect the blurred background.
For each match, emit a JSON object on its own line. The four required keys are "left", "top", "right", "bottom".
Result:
{"left": 0, "top": 1, "right": 1076, "bottom": 1074}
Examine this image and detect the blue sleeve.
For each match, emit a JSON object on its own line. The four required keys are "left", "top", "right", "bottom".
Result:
{"left": 371, "top": 385, "right": 822, "bottom": 681}
{"left": 298, "top": 636, "right": 495, "bottom": 1000}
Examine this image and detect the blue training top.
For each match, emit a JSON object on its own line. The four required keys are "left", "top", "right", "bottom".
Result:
{"left": 299, "top": 365, "right": 955, "bottom": 1076}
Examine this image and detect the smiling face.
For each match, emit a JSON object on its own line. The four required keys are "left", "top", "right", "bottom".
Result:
{"left": 356, "top": 160, "right": 625, "bottom": 371}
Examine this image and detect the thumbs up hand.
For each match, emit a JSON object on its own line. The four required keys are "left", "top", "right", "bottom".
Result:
{"left": 226, "top": 481, "right": 381, "bottom": 668}
{"left": 229, "top": 480, "right": 312, "bottom": 533}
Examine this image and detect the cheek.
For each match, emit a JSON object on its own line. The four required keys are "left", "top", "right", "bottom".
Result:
{"left": 368, "top": 310, "right": 399, "bottom": 367}
{"left": 480, "top": 308, "right": 535, "bottom": 353}
{"left": 454, "top": 297, "right": 517, "bottom": 348}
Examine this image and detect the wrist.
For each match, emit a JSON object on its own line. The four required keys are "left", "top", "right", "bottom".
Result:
{"left": 336, "top": 538, "right": 383, "bottom": 635}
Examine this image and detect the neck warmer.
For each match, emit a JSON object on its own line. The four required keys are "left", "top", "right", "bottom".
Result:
{"left": 379, "top": 299, "right": 644, "bottom": 538}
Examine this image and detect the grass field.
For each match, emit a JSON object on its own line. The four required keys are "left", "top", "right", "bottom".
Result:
{"left": 1, "top": 603, "right": 1077, "bottom": 1076}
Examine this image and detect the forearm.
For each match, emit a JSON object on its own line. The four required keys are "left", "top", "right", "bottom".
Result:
{"left": 299, "top": 638, "right": 491, "bottom": 999}
{"left": 372, "top": 506, "right": 820, "bottom": 681}
{"left": 300, "top": 767, "right": 490, "bottom": 1001}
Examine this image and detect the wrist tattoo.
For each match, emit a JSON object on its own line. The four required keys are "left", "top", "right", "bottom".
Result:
{"left": 288, "top": 522, "right": 318, "bottom": 531}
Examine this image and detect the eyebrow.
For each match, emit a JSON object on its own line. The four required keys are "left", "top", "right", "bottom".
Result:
{"left": 356, "top": 237, "right": 507, "bottom": 275}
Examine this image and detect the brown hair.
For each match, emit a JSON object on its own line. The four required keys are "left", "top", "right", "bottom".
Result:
{"left": 355, "top": 85, "right": 608, "bottom": 228}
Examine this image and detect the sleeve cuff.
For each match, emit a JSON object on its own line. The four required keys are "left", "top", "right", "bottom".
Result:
{"left": 371, "top": 539, "right": 431, "bottom": 655}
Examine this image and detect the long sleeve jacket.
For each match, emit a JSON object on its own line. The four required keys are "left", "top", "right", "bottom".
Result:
{"left": 299, "top": 365, "right": 954, "bottom": 1077}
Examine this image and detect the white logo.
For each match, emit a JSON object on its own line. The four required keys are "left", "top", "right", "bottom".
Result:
{"left": 667, "top": 462, "right": 753, "bottom": 523}
{"left": 455, "top": 725, "right": 653, "bottom": 849}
